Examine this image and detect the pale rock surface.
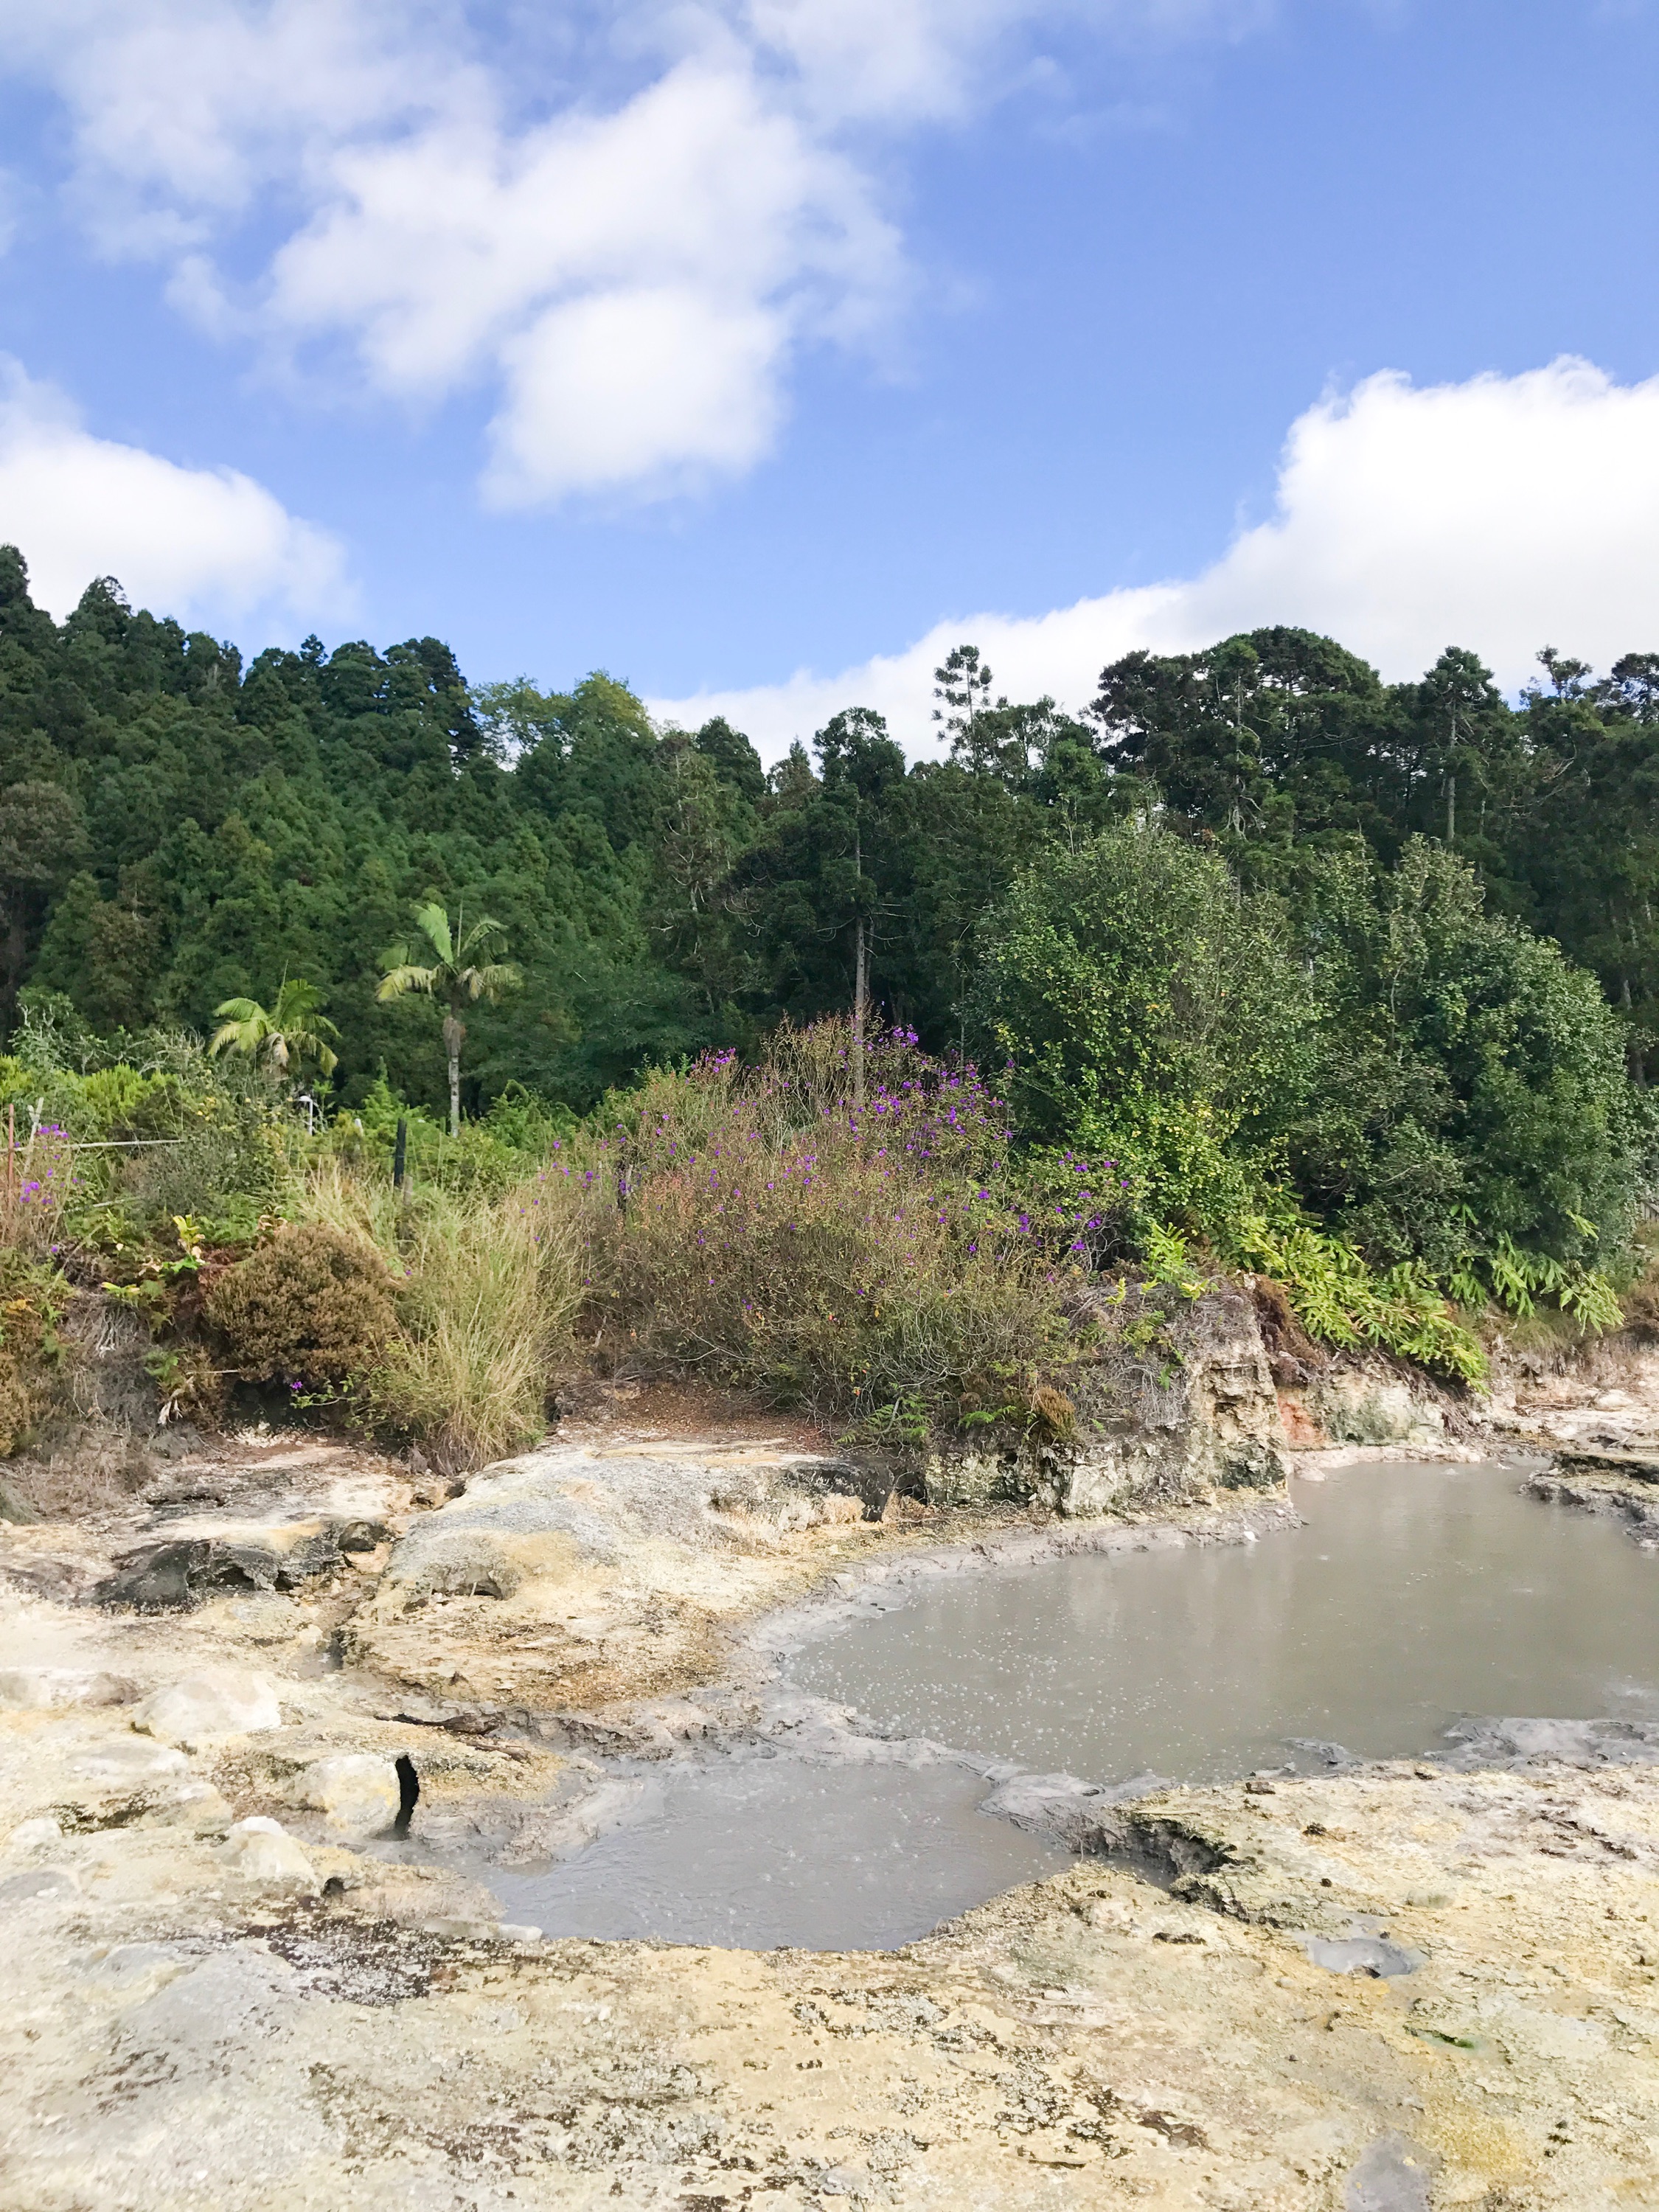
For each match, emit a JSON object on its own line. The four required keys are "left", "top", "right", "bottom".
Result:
{"left": 0, "top": 1666, "right": 136, "bottom": 1708}
{"left": 282, "top": 1753, "right": 400, "bottom": 1834}
{"left": 134, "top": 1666, "right": 282, "bottom": 1746}
{"left": 926, "top": 1279, "right": 1290, "bottom": 1513}
{"left": 5, "top": 1814, "right": 63, "bottom": 1855}
{"left": 5, "top": 1402, "right": 1659, "bottom": 2205}
{"left": 220, "top": 1815, "right": 319, "bottom": 1892}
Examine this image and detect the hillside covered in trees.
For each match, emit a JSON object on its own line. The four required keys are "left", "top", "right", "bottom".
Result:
{"left": 1, "top": 542, "right": 1655, "bottom": 1380}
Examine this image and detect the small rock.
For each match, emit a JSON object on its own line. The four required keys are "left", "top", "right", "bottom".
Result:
{"left": 220, "top": 1816, "right": 319, "bottom": 1892}
{"left": 284, "top": 1753, "right": 400, "bottom": 1835}
{"left": 5, "top": 1815, "right": 63, "bottom": 1856}
{"left": 134, "top": 1668, "right": 282, "bottom": 1747}
{"left": 0, "top": 1865, "right": 81, "bottom": 1904}
{"left": 0, "top": 1666, "right": 139, "bottom": 1710}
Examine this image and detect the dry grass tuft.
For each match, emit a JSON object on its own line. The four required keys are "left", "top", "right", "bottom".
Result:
{"left": 299, "top": 1158, "right": 586, "bottom": 1472}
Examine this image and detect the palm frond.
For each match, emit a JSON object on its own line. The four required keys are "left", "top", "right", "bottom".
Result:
{"left": 463, "top": 960, "right": 521, "bottom": 1001}
{"left": 377, "top": 963, "right": 438, "bottom": 1003}
{"left": 412, "top": 901, "right": 454, "bottom": 965}
{"left": 456, "top": 913, "right": 507, "bottom": 960}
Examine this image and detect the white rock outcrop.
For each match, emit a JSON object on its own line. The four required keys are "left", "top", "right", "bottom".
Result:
{"left": 0, "top": 1668, "right": 138, "bottom": 1710}
{"left": 133, "top": 1669, "right": 282, "bottom": 1748}
{"left": 219, "top": 1816, "right": 319, "bottom": 1892}
{"left": 282, "top": 1753, "right": 400, "bottom": 1835}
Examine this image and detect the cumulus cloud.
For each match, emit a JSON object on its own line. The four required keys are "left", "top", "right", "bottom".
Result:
{"left": 0, "top": 0, "right": 1267, "bottom": 504}
{"left": 650, "top": 358, "right": 1659, "bottom": 757}
{"left": 0, "top": 359, "right": 347, "bottom": 623}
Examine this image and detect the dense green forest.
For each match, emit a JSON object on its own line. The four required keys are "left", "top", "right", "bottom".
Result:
{"left": 1, "top": 543, "right": 1655, "bottom": 1359}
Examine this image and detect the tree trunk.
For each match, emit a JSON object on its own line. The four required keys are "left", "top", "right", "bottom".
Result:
{"left": 852, "top": 917, "right": 867, "bottom": 1113}
{"left": 442, "top": 1009, "right": 465, "bottom": 1138}
{"left": 851, "top": 818, "right": 867, "bottom": 1112}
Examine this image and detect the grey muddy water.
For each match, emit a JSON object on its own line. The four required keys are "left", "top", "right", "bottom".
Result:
{"left": 479, "top": 1461, "right": 1659, "bottom": 1950}
{"left": 793, "top": 1458, "right": 1659, "bottom": 1781}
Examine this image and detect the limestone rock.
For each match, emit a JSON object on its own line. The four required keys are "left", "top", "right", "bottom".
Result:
{"left": 282, "top": 1753, "right": 400, "bottom": 1835}
{"left": 219, "top": 1816, "right": 319, "bottom": 1892}
{"left": 0, "top": 1667, "right": 139, "bottom": 1711}
{"left": 5, "top": 1815, "right": 63, "bottom": 1856}
{"left": 926, "top": 1279, "right": 1289, "bottom": 1516}
{"left": 133, "top": 1669, "right": 282, "bottom": 1747}
{"left": 1307, "top": 1370, "right": 1444, "bottom": 1447}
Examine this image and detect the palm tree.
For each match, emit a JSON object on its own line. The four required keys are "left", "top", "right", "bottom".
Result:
{"left": 209, "top": 978, "right": 340, "bottom": 1081}
{"left": 376, "top": 902, "right": 520, "bottom": 1137}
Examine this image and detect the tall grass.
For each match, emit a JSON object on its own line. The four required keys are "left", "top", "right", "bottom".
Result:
{"left": 299, "top": 1158, "right": 586, "bottom": 1472}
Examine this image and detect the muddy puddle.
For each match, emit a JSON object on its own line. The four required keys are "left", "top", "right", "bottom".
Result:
{"left": 793, "top": 1458, "right": 1659, "bottom": 1783}
{"left": 481, "top": 1759, "right": 1069, "bottom": 1950}
{"left": 451, "top": 1460, "right": 1657, "bottom": 1950}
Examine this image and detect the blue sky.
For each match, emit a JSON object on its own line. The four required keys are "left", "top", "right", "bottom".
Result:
{"left": 1, "top": 1, "right": 1658, "bottom": 752}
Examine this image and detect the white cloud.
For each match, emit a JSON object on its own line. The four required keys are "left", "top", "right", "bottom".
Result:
{"left": 0, "top": 0, "right": 1267, "bottom": 504}
{"left": 485, "top": 288, "right": 787, "bottom": 505}
{"left": 0, "top": 359, "right": 347, "bottom": 624}
{"left": 649, "top": 358, "right": 1659, "bottom": 757}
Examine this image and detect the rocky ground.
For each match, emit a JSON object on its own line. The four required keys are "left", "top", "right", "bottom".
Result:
{"left": 1, "top": 1356, "right": 1658, "bottom": 2210}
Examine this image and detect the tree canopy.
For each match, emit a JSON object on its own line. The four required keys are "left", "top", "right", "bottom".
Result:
{"left": 4, "top": 544, "right": 1655, "bottom": 1297}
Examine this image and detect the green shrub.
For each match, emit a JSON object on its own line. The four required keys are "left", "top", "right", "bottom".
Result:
{"left": 204, "top": 1222, "right": 395, "bottom": 1388}
{"left": 971, "top": 818, "right": 1318, "bottom": 1227}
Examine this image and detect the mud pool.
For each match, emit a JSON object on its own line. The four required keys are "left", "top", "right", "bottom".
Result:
{"left": 484, "top": 1759, "right": 1070, "bottom": 1950}
{"left": 471, "top": 1459, "right": 1658, "bottom": 1950}
{"left": 791, "top": 1458, "right": 1659, "bottom": 1784}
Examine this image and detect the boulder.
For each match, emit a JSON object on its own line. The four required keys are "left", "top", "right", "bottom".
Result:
{"left": 220, "top": 1816, "right": 319, "bottom": 1893}
{"left": 0, "top": 1666, "right": 139, "bottom": 1711}
{"left": 133, "top": 1668, "right": 282, "bottom": 1747}
{"left": 282, "top": 1753, "right": 400, "bottom": 1835}
{"left": 91, "top": 1517, "right": 391, "bottom": 1610}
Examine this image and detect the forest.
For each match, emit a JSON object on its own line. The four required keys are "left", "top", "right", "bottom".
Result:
{"left": 1, "top": 543, "right": 1655, "bottom": 1475}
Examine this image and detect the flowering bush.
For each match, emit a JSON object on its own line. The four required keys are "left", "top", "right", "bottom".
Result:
{"left": 1, "top": 1121, "right": 73, "bottom": 1255}
{"left": 575, "top": 1020, "right": 1105, "bottom": 1433}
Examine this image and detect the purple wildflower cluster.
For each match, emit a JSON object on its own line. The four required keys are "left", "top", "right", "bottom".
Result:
{"left": 7, "top": 1121, "right": 72, "bottom": 1223}
{"left": 570, "top": 1026, "right": 1134, "bottom": 1319}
